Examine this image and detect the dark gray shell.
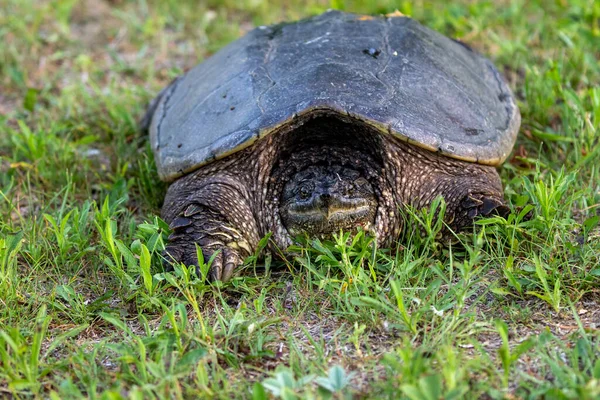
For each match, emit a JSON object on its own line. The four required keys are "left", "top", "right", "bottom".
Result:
{"left": 146, "top": 10, "right": 520, "bottom": 182}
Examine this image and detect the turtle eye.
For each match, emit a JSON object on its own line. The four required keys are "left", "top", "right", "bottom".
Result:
{"left": 298, "top": 183, "right": 313, "bottom": 200}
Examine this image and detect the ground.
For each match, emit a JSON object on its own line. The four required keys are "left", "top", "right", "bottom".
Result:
{"left": 0, "top": 0, "right": 599, "bottom": 398}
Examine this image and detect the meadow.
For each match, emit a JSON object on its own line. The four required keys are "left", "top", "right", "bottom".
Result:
{"left": 0, "top": 0, "right": 599, "bottom": 398}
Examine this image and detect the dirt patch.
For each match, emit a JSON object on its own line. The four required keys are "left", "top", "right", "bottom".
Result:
{"left": 70, "top": 0, "right": 121, "bottom": 49}
{"left": 0, "top": 94, "right": 19, "bottom": 116}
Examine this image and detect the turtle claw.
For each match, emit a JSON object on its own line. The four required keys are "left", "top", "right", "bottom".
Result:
{"left": 206, "top": 246, "right": 243, "bottom": 282}
{"left": 164, "top": 243, "right": 242, "bottom": 282}
{"left": 455, "top": 193, "right": 508, "bottom": 231}
{"left": 223, "top": 248, "right": 242, "bottom": 281}
{"left": 480, "top": 197, "right": 509, "bottom": 217}
{"left": 462, "top": 194, "right": 508, "bottom": 219}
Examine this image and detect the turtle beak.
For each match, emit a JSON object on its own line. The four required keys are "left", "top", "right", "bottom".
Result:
{"left": 326, "top": 205, "right": 334, "bottom": 220}
{"left": 317, "top": 193, "right": 332, "bottom": 218}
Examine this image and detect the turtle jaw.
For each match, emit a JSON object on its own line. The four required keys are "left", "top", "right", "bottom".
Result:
{"left": 283, "top": 197, "right": 377, "bottom": 237}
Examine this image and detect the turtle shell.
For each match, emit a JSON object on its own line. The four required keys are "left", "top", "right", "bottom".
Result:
{"left": 146, "top": 10, "right": 520, "bottom": 182}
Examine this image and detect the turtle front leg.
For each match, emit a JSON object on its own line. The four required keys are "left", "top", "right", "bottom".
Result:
{"left": 411, "top": 164, "right": 509, "bottom": 233}
{"left": 165, "top": 204, "right": 253, "bottom": 281}
{"left": 452, "top": 189, "right": 509, "bottom": 230}
{"left": 162, "top": 180, "right": 260, "bottom": 282}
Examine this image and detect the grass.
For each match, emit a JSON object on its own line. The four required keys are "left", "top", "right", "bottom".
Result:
{"left": 0, "top": 0, "right": 599, "bottom": 398}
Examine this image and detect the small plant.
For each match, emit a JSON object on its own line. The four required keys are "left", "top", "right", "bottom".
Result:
{"left": 383, "top": 343, "right": 471, "bottom": 400}
{"left": 525, "top": 254, "right": 562, "bottom": 312}
{"left": 495, "top": 319, "right": 536, "bottom": 389}
{"left": 261, "top": 368, "right": 315, "bottom": 400}
{"left": 402, "top": 196, "right": 448, "bottom": 253}
{"left": 0, "top": 231, "right": 23, "bottom": 298}
{"left": 521, "top": 168, "right": 576, "bottom": 235}
{"left": 315, "top": 365, "right": 354, "bottom": 397}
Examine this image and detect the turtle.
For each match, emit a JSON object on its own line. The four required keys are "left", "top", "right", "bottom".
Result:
{"left": 142, "top": 10, "right": 520, "bottom": 282}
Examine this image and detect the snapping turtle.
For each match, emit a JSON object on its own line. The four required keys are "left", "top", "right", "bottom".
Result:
{"left": 142, "top": 10, "right": 520, "bottom": 281}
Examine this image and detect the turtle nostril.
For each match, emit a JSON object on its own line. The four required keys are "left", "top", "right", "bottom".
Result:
{"left": 320, "top": 193, "right": 331, "bottom": 202}
{"left": 317, "top": 192, "right": 331, "bottom": 208}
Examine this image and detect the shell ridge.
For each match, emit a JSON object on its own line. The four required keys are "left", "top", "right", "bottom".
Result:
{"left": 376, "top": 16, "right": 393, "bottom": 79}
{"left": 371, "top": 17, "right": 397, "bottom": 106}
{"left": 254, "top": 67, "right": 275, "bottom": 116}
{"left": 255, "top": 27, "right": 278, "bottom": 116}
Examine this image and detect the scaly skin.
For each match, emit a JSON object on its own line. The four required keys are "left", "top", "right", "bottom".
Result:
{"left": 162, "top": 116, "right": 506, "bottom": 281}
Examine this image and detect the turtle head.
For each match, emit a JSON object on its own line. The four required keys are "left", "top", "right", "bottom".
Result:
{"left": 280, "top": 165, "right": 377, "bottom": 237}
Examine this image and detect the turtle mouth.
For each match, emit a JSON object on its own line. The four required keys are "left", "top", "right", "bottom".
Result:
{"left": 291, "top": 204, "right": 372, "bottom": 219}
{"left": 282, "top": 196, "right": 376, "bottom": 237}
